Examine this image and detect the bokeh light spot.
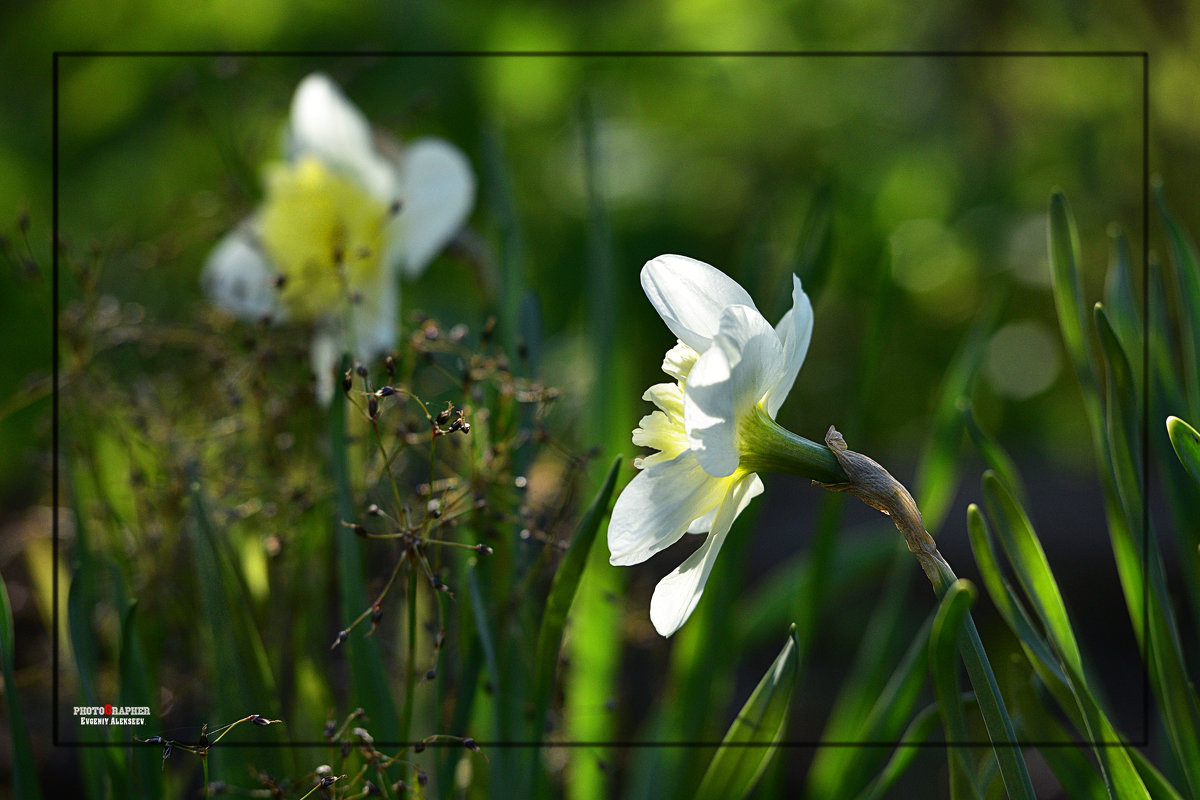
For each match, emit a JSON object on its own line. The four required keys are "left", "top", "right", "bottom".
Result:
{"left": 889, "top": 219, "right": 979, "bottom": 320}
{"left": 985, "top": 320, "right": 1062, "bottom": 400}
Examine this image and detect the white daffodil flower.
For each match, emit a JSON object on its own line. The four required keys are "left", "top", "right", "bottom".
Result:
{"left": 203, "top": 72, "right": 475, "bottom": 403}
{"left": 608, "top": 254, "right": 814, "bottom": 637}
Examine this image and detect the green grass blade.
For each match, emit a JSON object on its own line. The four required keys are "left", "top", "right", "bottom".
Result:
{"left": 1044, "top": 194, "right": 1198, "bottom": 796}
{"left": 532, "top": 456, "right": 621, "bottom": 734}
{"left": 1079, "top": 695, "right": 1154, "bottom": 799}
{"left": 527, "top": 457, "right": 620, "bottom": 797}
{"left": 1147, "top": 255, "right": 1188, "bottom": 426}
{"left": 481, "top": 125, "right": 528, "bottom": 353}
{"left": 961, "top": 399, "right": 1028, "bottom": 510}
{"left": 695, "top": 626, "right": 800, "bottom": 800}
{"left": 466, "top": 554, "right": 531, "bottom": 800}
{"left": 810, "top": 595, "right": 936, "bottom": 798}
{"left": 967, "top": 501, "right": 1151, "bottom": 799}
{"left": 1156, "top": 380, "right": 1200, "bottom": 645}
{"left": 1096, "top": 304, "right": 1143, "bottom": 516}
{"left": 185, "top": 485, "right": 242, "bottom": 765}
{"left": 564, "top": 96, "right": 630, "bottom": 800}
{"left": 950, "top": 601, "right": 1035, "bottom": 800}
{"left": 1149, "top": 259, "right": 1200, "bottom": 623}
{"left": 965, "top": 504, "right": 1141, "bottom": 798}
{"left": 737, "top": 532, "right": 896, "bottom": 647}
{"left": 1097, "top": 316, "right": 1200, "bottom": 794}
{"left": 980, "top": 472, "right": 1081, "bottom": 674}
{"left": 186, "top": 470, "right": 280, "bottom": 710}
{"left": 1166, "top": 416, "right": 1200, "bottom": 486}
{"left": 853, "top": 703, "right": 942, "bottom": 800}
{"left": 67, "top": 566, "right": 116, "bottom": 800}
{"left": 1152, "top": 242, "right": 1200, "bottom": 633}
{"left": 327, "top": 386, "right": 400, "bottom": 743}
{"left": 965, "top": 506, "right": 1072, "bottom": 705}
{"left": 1, "top": 570, "right": 43, "bottom": 800}
{"left": 1008, "top": 669, "right": 1107, "bottom": 799}
{"left": 791, "top": 495, "right": 846, "bottom": 664}
{"left": 1104, "top": 226, "right": 1141, "bottom": 362}
{"left": 955, "top": 381, "right": 1142, "bottom": 800}
{"left": 1142, "top": 576, "right": 1200, "bottom": 797}
{"left": 915, "top": 299, "right": 1001, "bottom": 530}
{"left": 466, "top": 564, "right": 502, "bottom": 741}
{"left": 186, "top": 469, "right": 289, "bottom": 779}
{"left": 1128, "top": 747, "right": 1189, "bottom": 800}
{"left": 806, "top": 552, "right": 916, "bottom": 796}
{"left": 792, "top": 178, "right": 836, "bottom": 301}
{"left": 858, "top": 612, "right": 939, "bottom": 756}
{"left": 669, "top": 500, "right": 772, "bottom": 800}
{"left": 1046, "top": 195, "right": 1155, "bottom": 659}
{"left": 1153, "top": 182, "right": 1200, "bottom": 419}
{"left": 1049, "top": 192, "right": 1099, "bottom": 400}
{"left": 119, "top": 601, "right": 163, "bottom": 799}
{"left": 929, "top": 579, "right": 983, "bottom": 800}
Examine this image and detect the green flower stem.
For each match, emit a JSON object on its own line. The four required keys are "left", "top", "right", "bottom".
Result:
{"left": 815, "top": 426, "right": 1035, "bottom": 800}
{"left": 739, "top": 405, "right": 848, "bottom": 484}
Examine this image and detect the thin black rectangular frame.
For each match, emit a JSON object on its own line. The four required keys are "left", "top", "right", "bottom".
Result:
{"left": 52, "top": 49, "right": 1151, "bottom": 750}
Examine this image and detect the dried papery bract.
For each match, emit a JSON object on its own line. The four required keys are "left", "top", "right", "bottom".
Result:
{"left": 814, "top": 426, "right": 949, "bottom": 586}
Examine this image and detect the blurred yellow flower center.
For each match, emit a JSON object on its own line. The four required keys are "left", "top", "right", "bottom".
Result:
{"left": 258, "top": 156, "right": 389, "bottom": 320}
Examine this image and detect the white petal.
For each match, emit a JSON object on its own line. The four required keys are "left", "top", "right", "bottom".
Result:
{"left": 686, "top": 473, "right": 763, "bottom": 533}
{"left": 632, "top": 410, "right": 688, "bottom": 457}
{"left": 649, "top": 472, "right": 759, "bottom": 636}
{"left": 662, "top": 340, "right": 700, "bottom": 383}
{"left": 349, "top": 271, "right": 398, "bottom": 363}
{"left": 642, "top": 382, "right": 684, "bottom": 421}
{"left": 640, "top": 255, "right": 757, "bottom": 352}
{"left": 685, "top": 507, "right": 717, "bottom": 534}
{"left": 386, "top": 138, "right": 475, "bottom": 278}
{"left": 202, "top": 222, "right": 282, "bottom": 323}
{"left": 608, "top": 450, "right": 730, "bottom": 566}
{"left": 633, "top": 450, "right": 674, "bottom": 470}
{"left": 684, "top": 305, "right": 785, "bottom": 477}
{"left": 310, "top": 328, "right": 343, "bottom": 407}
{"left": 765, "top": 275, "right": 813, "bottom": 418}
{"left": 288, "top": 73, "right": 397, "bottom": 203}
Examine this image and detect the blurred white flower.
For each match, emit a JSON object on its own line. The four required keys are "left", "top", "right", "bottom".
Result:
{"left": 203, "top": 72, "right": 474, "bottom": 403}
{"left": 608, "top": 255, "right": 813, "bottom": 637}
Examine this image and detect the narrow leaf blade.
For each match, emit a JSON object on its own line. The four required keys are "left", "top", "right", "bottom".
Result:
{"left": 1049, "top": 192, "right": 1094, "bottom": 388}
{"left": 327, "top": 380, "right": 400, "bottom": 742}
{"left": 695, "top": 626, "right": 800, "bottom": 800}
{"left": 980, "top": 471, "right": 1082, "bottom": 674}
{"left": 1154, "top": 183, "right": 1200, "bottom": 418}
{"left": 1167, "top": 416, "right": 1200, "bottom": 487}
{"left": 929, "top": 579, "right": 983, "bottom": 800}
{"left": 532, "top": 456, "right": 621, "bottom": 735}
{"left": 1, "top": 571, "right": 43, "bottom": 800}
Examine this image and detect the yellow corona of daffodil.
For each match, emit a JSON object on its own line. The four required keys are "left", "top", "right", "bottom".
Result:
{"left": 609, "top": 255, "right": 814, "bottom": 637}
{"left": 203, "top": 73, "right": 474, "bottom": 403}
